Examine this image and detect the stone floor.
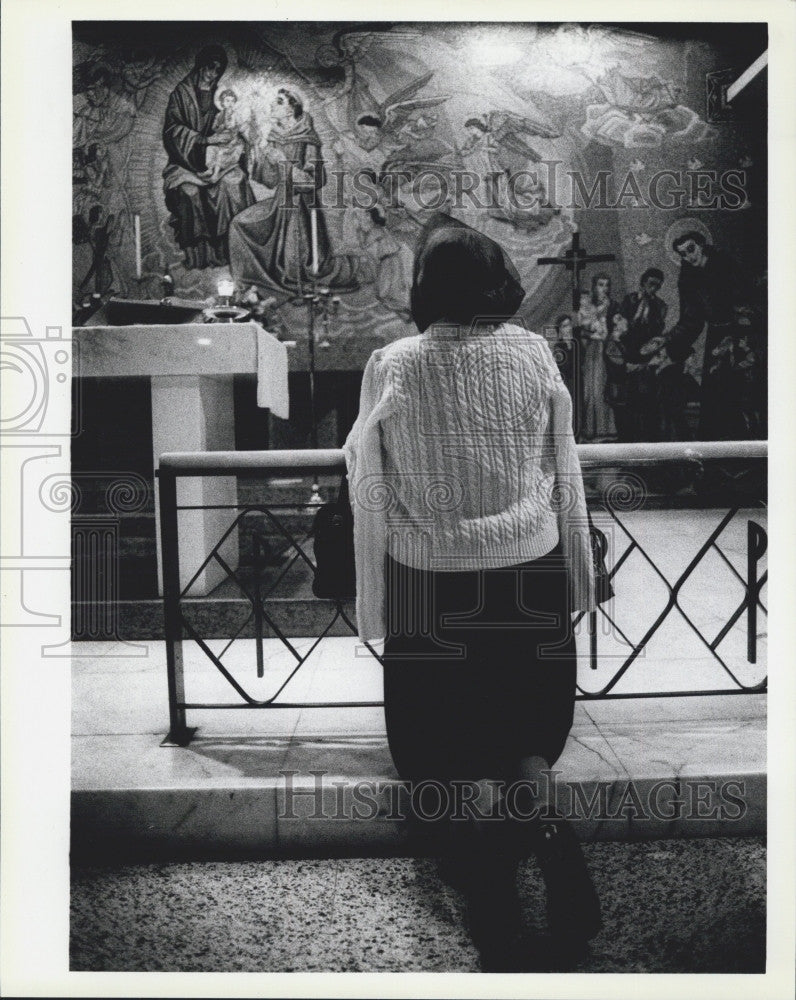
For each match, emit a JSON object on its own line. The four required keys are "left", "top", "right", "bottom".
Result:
{"left": 70, "top": 837, "right": 765, "bottom": 973}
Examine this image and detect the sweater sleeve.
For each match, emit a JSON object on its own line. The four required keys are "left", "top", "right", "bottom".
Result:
{"left": 342, "top": 350, "right": 396, "bottom": 643}
{"left": 550, "top": 381, "right": 597, "bottom": 614}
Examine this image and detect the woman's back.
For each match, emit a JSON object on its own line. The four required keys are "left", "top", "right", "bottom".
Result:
{"left": 376, "top": 323, "right": 564, "bottom": 569}
{"left": 343, "top": 216, "right": 596, "bottom": 642}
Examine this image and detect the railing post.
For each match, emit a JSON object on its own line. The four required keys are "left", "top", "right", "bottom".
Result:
{"left": 253, "top": 532, "right": 265, "bottom": 679}
{"left": 159, "top": 465, "right": 196, "bottom": 746}
{"left": 588, "top": 611, "right": 598, "bottom": 670}
{"left": 747, "top": 520, "right": 767, "bottom": 665}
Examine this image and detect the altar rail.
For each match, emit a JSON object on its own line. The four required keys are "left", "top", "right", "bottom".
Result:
{"left": 158, "top": 441, "right": 767, "bottom": 746}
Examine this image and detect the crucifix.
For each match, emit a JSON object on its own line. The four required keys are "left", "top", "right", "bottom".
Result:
{"left": 537, "top": 230, "right": 616, "bottom": 309}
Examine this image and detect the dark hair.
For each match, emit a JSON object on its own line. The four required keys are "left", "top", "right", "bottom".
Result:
{"left": 218, "top": 89, "right": 237, "bottom": 102}
{"left": 194, "top": 45, "right": 228, "bottom": 75}
{"left": 640, "top": 267, "right": 664, "bottom": 285}
{"left": 590, "top": 272, "right": 611, "bottom": 304}
{"left": 555, "top": 314, "right": 572, "bottom": 331}
{"left": 464, "top": 117, "right": 488, "bottom": 132}
{"left": 672, "top": 229, "right": 707, "bottom": 252}
{"left": 410, "top": 215, "right": 525, "bottom": 333}
{"left": 357, "top": 114, "right": 383, "bottom": 128}
{"left": 278, "top": 87, "right": 303, "bottom": 118}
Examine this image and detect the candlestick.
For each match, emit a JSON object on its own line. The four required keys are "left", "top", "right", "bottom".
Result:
{"left": 134, "top": 214, "right": 142, "bottom": 279}
{"left": 133, "top": 215, "right": 141, "bottom": 278}
{"left": 310, "top": 208, "right": 319, "bottom": 276}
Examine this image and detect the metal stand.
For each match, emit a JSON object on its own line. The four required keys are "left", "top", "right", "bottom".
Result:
{"left": 289, "top": 200, "right": 342, "bottom": 505}
{"left": 304, "top": 281, "right": 322, "bottom": 505}
{"left": 303, "top": 282, "right": 340, "bottom": 506}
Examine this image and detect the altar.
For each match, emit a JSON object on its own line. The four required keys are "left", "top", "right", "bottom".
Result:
{"left": 74, "top": 321, "right": 285, "bottom": 596}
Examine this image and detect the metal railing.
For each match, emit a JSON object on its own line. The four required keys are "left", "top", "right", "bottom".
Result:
{"left": 159, "top": 441, "right": 767, "bottom": 746}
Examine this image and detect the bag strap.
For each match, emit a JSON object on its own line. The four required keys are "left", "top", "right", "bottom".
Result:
{"left": 586, "top": 510, "right": 607, "bottom": 558}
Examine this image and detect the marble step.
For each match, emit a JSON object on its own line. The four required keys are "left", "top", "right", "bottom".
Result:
{"left": 71, "top": 639, "right": 767, "bottom": 861}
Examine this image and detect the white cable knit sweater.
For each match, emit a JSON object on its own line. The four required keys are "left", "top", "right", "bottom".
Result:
{"left": 343, "top": 323, "right": 597, "bottom": 642}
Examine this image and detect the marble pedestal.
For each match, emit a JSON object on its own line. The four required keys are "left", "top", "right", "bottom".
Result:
{"left": 151, "top": 375, "right": 237, "bottom": 595}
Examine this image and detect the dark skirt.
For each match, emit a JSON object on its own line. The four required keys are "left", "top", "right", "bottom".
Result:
{"left": 382, "top": 545, "right": 577, "bottom": 785}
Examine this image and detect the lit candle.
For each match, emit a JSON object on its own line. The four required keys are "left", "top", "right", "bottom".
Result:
{"left": 217, "top": 278, "right": 235, "bottom": 304}
{"left": 310, "top": 208, "right": 319, "bottom": 276}
{"left": 134, "top": 214, "right": 142, "bottom": 279}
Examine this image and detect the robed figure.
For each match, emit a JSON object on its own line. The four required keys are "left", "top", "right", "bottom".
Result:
{"left": 162, "top": 46, "right": 255, "bottom": 268}
{"left": 655, "top": 232, "right": 762, "bottom": 440}
{"left": 619, "top": 268, "right": 668, "bottom": 441}
{"left": 229, "top": 87, "right": 358, "bottom": 297}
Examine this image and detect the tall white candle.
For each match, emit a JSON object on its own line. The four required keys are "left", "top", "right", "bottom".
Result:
{"left": 309, "top": 208, "right": 319, "bottom": 276}
{"left": 134, "top": 214, "right": 142, "bottom": 279}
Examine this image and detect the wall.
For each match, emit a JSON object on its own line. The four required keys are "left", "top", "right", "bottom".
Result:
{"left": 73, "top": 21, "right": 767, "bottom": 364}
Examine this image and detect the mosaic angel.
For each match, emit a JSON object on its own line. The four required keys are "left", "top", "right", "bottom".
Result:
{"left": 581, "top": 66, "right": 716, "bottom": 148}
{"left": 459, "top": 111, "right": 561, "bottom": 230}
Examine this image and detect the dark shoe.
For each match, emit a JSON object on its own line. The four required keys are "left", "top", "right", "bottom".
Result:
{"left": 546, "top": 931, "right": 592, "bottom": 971}
{"left": 435, "top": 815, "right": 478, "bottom": 894}
{"left": 466, "top": 879, "right": 524, "bottom": 972}
{"left": 520, "top": 930, "right": 592, "bottom": 972}
{"left": 474, "top": 925, "right": 584, "bottom": 973}
{"left": 464, "top": 848, "right": 524, "bottom": 971}
{"left": 529, "top": 819, "right": 602, "bottom": 942}
{"left": 437, "top": 814, "right": 509, "bottom": 894}
{"left": 436, "top": 853, "right": 471, "bottom": 893}
{"left": 476, "top": 936, "right": 524, "bottom": 973}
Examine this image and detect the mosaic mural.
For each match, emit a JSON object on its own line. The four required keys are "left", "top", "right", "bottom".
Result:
{"left": 73, "top": 22, "right": 765, "bottom": 350}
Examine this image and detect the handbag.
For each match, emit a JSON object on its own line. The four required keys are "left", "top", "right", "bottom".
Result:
{"left": 311, "top": 476, "right": 609, "bottom": 606}
{"left": 587, "top": 512, "right": 614, "bottom": 605}
{"left": 311, "top": 475, "right": 356, "bottom": 601}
